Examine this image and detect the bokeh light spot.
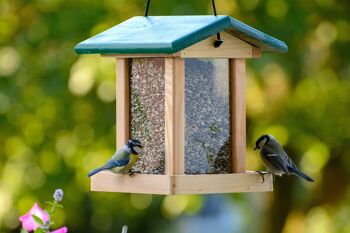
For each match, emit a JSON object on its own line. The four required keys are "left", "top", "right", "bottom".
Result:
{"left": 24, "top": 166, "right": 46, "bottom": 189}
{"left": 184, "top": 195, "right": 203, "bottom": 215}
{"left": 56, "top": 134, "right": 77, "bottom": 157}
{"left": 0, "top": 188, "right": 13, "bottom": 222}
{"left": 23, "top": 119, "right": 45, "bottom": 145}
{"left": 36, "top": 98, "right": 58, "bottom": 121}
{"left": 282, "top": 211, "right": 306, "bottom": 233}
{"left": 212, "top": 0, "right": 236, "bottom": 14}
{"left": 301, "top": 141, "right": 330, "bottom": 174}
{"left": 305, "top": 206, "right": 331, "bottom": 233}
{"left": 0, "top": 12, "right": 19, "bottom": 40}
{"left": 262, "top": 63, "right": 289, "bottom": 101}
{"left": 162, "top": 195, "right": 188, "bottom": 219}
{"left": 246, "top": 70, "right": 266, "bottom": 116}
{"left": 316, "top": 21, "right": 337, "bottom": 46}
{"left": 130, "top": 194, "right": 152, "bottom": 210}
{"left": 3, "top": 161, "right": 26, "bottom": 193}
{"left": 73, "top": 124, "right": 95, "bottom": 146}
{"left": 0, "top": 47, "right": 21, "bottom": 76}
{"left": 266, "top": 0, "right": 288, "bottom": 18}
{"left": 241, "top": 0, "right": 260, "bottom": 11}
{"left": 69, "top": 66, "right": 95, "bottom": 96}
{"left": 39, "top": 150, "right": 60, "bottom": 174}
{"left": 97, "top": 80, "right": 116, "bottom": 103}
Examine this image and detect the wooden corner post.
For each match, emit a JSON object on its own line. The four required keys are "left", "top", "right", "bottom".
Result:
{"left": 116, "top": 58, "right": 130, "bottom": 149}
{"left": 230, "top": 58, "right": 247, "bottom": 173}
{"left": 164, "top": 58, "right": 185, "bottom": 176}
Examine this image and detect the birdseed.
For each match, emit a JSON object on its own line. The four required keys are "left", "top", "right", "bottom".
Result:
{"left": 184, "top": 58, "right": 232, "bottom": 174}
{"left": 130, "top": 58, "right": 165, "bottom": 174}
{"left": 129, "top": 58, "right": 231, "bottom": 174}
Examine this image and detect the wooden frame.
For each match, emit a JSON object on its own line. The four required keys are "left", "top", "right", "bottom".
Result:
{"left": 95, "top": 35, "right": 273, "bottom": 195}
{"left": 180, "top": 31, "right": 260, "bottom": 58}
{"left": 91, "top": 171, "right": 273, "bottom": 194}
{"left": 230, "top": 58, "right": 246, "bottom": 173}
{"left": 164, "top": 58, "right": 185, "bottom": 175}
{"left": 116, "top": 58, "right": 130, "bottom": 148}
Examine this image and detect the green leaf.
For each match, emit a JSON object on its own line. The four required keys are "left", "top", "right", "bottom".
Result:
{"left": 34, "top": 228, "right": 45, "bottom": 233}
{"left": 49, "top": 221, "right": 55, "bottom": 225}
{"left": 55, "top": 204, "right": 64, "bottom": 208}
{"left": 31, "top": 215, "right": 44, "bottom": 225}
{"left": 20, "top": 228, "right": 29, "bottom": 233}
{"left": 45, "top": 201, "right": 55, "bottom": 206}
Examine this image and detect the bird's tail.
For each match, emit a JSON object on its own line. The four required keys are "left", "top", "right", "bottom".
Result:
{"left": 88, "top": 167, "right": 106, "bottom": 177}
{"left": 288, "top": 166, "right": 314, "bottom": 182}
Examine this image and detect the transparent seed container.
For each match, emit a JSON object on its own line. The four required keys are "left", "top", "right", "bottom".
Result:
{"left": 130, "top": 58, "right": 165, "bottom": 174}
{"left": 129, "top": 58, "right": 231, "bottom": 175}
{"left": 184, "top": 58, "right": 231, "bottom": 174}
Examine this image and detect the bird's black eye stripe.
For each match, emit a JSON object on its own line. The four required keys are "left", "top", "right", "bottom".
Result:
{"left": 265, "top": 135, "right": 270, "bottom": 144}
{"left": 257, "top": 135, "right": 266, "bottom": 145}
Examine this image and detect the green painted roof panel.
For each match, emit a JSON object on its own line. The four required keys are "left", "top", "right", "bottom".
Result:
{"left": 75, "top": 15, "right": 287, "bottom": 54}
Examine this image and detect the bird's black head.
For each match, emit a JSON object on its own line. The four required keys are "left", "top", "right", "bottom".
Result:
{"left": 254, "top": 134, "right": 270, "bottom": 150}
{"left": 128, "top": 139, "right": 143, "bottom": 154}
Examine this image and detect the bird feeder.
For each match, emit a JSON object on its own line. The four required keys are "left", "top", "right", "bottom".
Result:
{"left": 75, "top": 15, "right": 287, "bottom": 194}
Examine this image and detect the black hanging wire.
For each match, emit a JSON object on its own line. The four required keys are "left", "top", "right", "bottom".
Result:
{"left": 145, "top": 0, "right": 151, "bottom": 16}
{"left": 211, "top": 0, "right": 223, "bottom": 48}
{"left": 144, "top": 0, "right": 223, "bottom": 47}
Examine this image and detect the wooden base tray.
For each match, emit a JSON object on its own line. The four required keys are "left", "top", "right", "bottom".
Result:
{"left": 90, "top": 171, "right": 273, "bottom": 195}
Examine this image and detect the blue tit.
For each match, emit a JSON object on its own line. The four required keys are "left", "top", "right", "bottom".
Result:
{"left": 254, "top": 134, "right": 314, "bottom": 182}
{"left": 88, "top": 139, "right": 142, "bottom": 177}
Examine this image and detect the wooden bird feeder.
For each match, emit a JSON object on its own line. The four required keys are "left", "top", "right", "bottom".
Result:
{"left": 75, "top": 15, "right": 287, "bottom": 194}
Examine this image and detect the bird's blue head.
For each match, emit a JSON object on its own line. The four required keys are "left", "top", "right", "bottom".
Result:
{"left": 128, "top": 139, "right": 143, "bottom": 154}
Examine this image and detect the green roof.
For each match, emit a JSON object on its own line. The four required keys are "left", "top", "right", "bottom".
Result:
{"left": 75, "top": 15, "right": 288, "bottom": 54}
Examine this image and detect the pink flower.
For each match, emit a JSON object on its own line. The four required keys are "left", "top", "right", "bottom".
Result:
{"left": 19, "top": 203, "right": 50, "bottom": 232}
{"left": 50, "top": 226, "right": 68, "bottom": 233}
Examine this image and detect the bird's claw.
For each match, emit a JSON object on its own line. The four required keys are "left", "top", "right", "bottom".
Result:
{"left": 256, "top": 171, "right": 270, "bottom": 183}
{"left": 128, "top": 170, "right": 141, "bottom": 177}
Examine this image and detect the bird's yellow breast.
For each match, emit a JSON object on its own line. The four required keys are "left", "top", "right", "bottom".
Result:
{"left": 111, "top": 153, "right": 139, "bottom": 174}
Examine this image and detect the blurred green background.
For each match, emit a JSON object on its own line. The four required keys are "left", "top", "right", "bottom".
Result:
{"left": 1, "top": 0, "right": 350, "bottom": 232}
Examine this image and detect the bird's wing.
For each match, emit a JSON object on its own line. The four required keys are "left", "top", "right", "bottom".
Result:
{"left": 264, "top": 153, "right": 290, "bottom": 173}
{"left": 101, "top": 158, "right": 128, "bottom": 169}
{"left": 111, "top": 148, "right": 130, "bottom": 166}
{"left": 281, "top": 150, "right": 298, "bottom": 169}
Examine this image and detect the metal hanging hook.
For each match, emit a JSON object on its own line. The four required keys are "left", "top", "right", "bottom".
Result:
{"left": 144, "top": 0, "right": 223, "bottom": 48}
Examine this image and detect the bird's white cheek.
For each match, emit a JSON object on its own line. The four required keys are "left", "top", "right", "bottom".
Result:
{"left": 134, "top": 146, "right": 142, "bottom": 154}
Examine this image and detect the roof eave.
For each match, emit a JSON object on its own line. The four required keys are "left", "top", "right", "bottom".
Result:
{"left": 75, "top": 42, "right": 175, "bottom": 54}
{"left": 227, "top": 17, "right": 288, "bottom": 53}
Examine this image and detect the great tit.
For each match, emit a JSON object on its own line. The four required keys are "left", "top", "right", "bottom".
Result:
{"left": 254, "top": 134, "right": 314, "bottom": 182}
{"left": 87, "top": 139, "right": 142, "bottom": 177}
